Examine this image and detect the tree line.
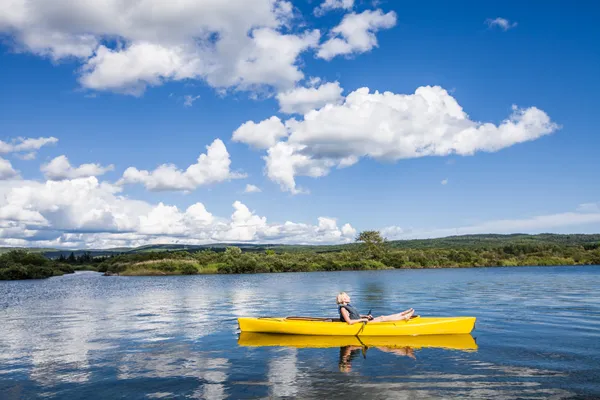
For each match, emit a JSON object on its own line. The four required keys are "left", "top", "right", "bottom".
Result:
{"left": 2, "top": 231, "right": 599, "bottom": 279}
{"left": 0, "top": 250, "right": 75, "bottom": 280}
{"left": 97, "top": 231, "right": 600, "bottom": 276}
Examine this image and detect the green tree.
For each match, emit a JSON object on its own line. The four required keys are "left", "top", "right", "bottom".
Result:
{"left": 356, "top": 230, "right": 387, "bottom": 259}
{"left": 224, "top": 246, "right": 242, "bottom": 257}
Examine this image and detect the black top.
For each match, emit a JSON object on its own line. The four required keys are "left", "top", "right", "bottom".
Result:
{"left": 339, "top": 303, "right": 361, "bottom": 322}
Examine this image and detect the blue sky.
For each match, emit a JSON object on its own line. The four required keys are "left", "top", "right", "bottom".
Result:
{"left": 0, "top": 0, "right": 599, "bottom": 248}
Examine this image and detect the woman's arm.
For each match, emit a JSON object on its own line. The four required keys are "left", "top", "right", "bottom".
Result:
{"left": 341, "top": 307, "right": 368, "bottom": 325}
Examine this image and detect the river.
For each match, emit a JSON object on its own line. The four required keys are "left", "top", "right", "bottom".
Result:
{"left": 1, "top": 266, "right": 599, "bottom": 399}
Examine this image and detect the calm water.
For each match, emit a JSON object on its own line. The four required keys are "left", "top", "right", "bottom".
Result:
{"left": 1, "top": 266, "right": 599, "bottom": 399}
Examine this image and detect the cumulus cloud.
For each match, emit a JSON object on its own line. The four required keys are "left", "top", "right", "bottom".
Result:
{"left": 317, "top": 9, "right": 397, "bottom": 60}
{"left": 0, "top": 177, "right": 356, "bottom": 248}
{"left": 485, "top": 18, "right": 518, "bottom": 31}
{"left": 0, "top": 136, "right": 58, "bottom": 155}
{"left": 0, "top": 158, "right": 19, "bottom": 180}
{"left": 235, "top": 85, "right": 559, "bottom": 193}
{"left": 277, "top": 81, "right": 344, "bottom": 114}
{"left": 244, "top": 184, "right": 262, "bottom": 193}
{"left": 41, "top": 155, "right": 114, "bottom": 180}
{"left": 341, "top": 222, "right": 357, "bottom": 238}
{"left": 441, "top": 179, "right": 448, "bottom": 185}
{"left": 263, "top": 141, "right": 346, "bottom": 194}
{"left": 0, "top": 177, "right": 142, "bottom": 233}
{"left": 314, "top": 0, "right": 354, "bottom": 16}
{"left": 0, "top": 0, "right": 324, "bottom": 95}
{"left": 0, "top": 175, "right": 596, "bottom": 248}
{"left": 232, "top": 116, "right": 288, "bottom": 149}
{"left": 118, "top": 139, "right": 245, "bottom": 191}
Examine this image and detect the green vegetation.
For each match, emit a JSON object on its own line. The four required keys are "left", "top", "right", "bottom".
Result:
{"left": 2, "top": 233, "right": 599, "bottom": 279}
{"left": 0, "top": 250, "right": 75, "bottom": 280}
{"left": 19, "top": 233, "right": 600, "bottom": 259}
{"left": 97, "top": 246, "right": 393, "bottom": 276}
{"left": 95, "top": 232, "right": 600, "bottom": 276}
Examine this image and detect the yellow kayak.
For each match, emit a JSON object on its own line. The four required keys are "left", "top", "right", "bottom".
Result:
{"left": 238, "top": 332, "right": 478, "bottom": 351}
{"left": 237, "top": 316, "right": 476, "bottom": 336}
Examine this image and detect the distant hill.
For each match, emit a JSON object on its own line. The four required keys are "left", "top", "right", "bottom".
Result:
{"left": 1, "top": 233, "right": 599, "bottom": 259}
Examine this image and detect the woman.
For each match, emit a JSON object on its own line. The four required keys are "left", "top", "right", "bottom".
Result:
{"left": 336, "top": 292, "right": 415, "bottom": 325}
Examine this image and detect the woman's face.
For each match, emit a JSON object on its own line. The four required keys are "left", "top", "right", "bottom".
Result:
{"left": 343, "top": 294, "right": 351, "bottom": 303}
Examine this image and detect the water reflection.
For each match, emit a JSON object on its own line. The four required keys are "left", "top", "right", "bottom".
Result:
{"left": 238, "top": 333, "right": 478, "bottom": 373}
{"left": 237, "top": 332, "right": 478, "bottom": 350}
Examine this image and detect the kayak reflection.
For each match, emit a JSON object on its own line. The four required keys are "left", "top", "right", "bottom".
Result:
{"left": 238, "top": 332, "right": 477, "bottom": 372}
{"left": 238, "top": 332, "right": 478, "bottom": 351}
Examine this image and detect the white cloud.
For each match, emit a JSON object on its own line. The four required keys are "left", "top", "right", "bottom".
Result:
{"left": 183, "top": 95, "right": 200, "bottom": 107}
{"left": 0, "top": 177, "right": 143, "bottom": 233}
{"left": 0, "top": 175, "right": 597, "bottom": 248}
{"left": 16, "top": 152, "right": 37, "bottom": 161}
{"left": 0, "top": 177, "right": 356, "bottom": 248}
{"left": 0, "top": 158, "right": 19, "bottom": 180}
{"left": 118, "top": 139, "right": 245, "bottom": 191}
{"left": 277, "top": 81, "right": 344, "bottom": 114}
{"left": 219, "top": 28, "right": 321, "bottom": 91}
{"left": 232, "top": 116, "right": 288, "bottom": 149}
{"left": 485, "top": 18, "right": 518, "bottom": 31}
{"left": 41, "top": 155, "right": 114, "bottom": 180}
{"left": 317, "top": 9, "right": 397, "bottom": 60}
{"left": 341, "top": 222, "right": 356, "bottom": 238}
{"left": 0, "top": 0, "right": 323, "bottom": 95}
{"left": 244, "top": 184, "right": 262, "bottom": 193}
{"left": 237, "top": 85, "right": 559, "bottom": 193}
{"left": 380, "top": 225, "right": 405, "bottom": 239}
{"left": 314, "top": 0, "right": 354, "bottom": 16}
{"left": 0, "top": 136, "right": 58, "bottom": 154}
{"left": 577, "top": 203, "right": 600, "bottom": 213}
{"left": 441, "top": 179, "right": 448, "bottom": 185}
{"left": 263, "top": 141, "right": 346, "bottom": 194}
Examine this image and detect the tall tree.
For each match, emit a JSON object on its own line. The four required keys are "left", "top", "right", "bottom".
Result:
{"left": 356, "top": 230, "right": 387, "bottom": 259}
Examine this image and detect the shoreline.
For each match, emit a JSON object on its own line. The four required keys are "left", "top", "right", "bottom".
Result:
{"left": 3, "top": 234, "right": 600, "bottom": 280}
{"left": 102, "top": 262, "right": 600, "bottom": 277}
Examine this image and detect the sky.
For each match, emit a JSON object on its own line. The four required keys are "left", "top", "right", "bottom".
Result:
{"left": 0, "top": 0, "right": 599, "bottom": 249}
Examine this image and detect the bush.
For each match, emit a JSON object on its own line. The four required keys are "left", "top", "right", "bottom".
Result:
{"left": 180, "top": 264, "right": 198, "bottom": 275}
{"left": 0, "top": 250, "right": 49, "bottom": 267}
{"left": 24, "top": 265, "right": 56, "bottom": 279}
{"left": 55, "top": 263, "right": 75, "bottom": 274}
{"left": 0, "top": 265, "right": 29, "bottom": 280}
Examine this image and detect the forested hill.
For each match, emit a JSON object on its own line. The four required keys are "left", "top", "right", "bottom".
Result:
{"left": 1, "top": 233, "right": 599, "bottom": 259}
{"left": 385, "top": 233, "right": 600, "bottom": 249}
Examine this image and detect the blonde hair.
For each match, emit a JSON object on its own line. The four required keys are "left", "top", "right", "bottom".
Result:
{"left": 336, "top": 292, "right": 348, "bottom": 305}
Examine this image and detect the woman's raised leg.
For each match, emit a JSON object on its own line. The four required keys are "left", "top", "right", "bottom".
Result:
{"left": 370, "top": 308, "right": 414, "bottom": 323}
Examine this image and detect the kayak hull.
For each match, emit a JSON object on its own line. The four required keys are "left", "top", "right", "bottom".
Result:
{"left": 238, "top": 332, "right": 478, "bottom": 351}
{"left": 237, "top": 316, "right": 476, "bottom": 336}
